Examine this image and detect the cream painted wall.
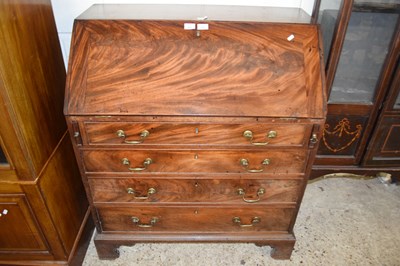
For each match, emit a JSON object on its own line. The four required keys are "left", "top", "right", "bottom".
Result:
{"left": 51, "top": 0, "right": 315, "bottom": 67}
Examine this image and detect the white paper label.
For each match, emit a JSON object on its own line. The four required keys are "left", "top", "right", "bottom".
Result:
{"left": 287, "top": 34, "right": 295, "bottom": 41}
{"left": 197, "top": 23, "right": 209, "bottom": 30}
{"left": 184, "top": 23, "right": 196, "bottom": 30}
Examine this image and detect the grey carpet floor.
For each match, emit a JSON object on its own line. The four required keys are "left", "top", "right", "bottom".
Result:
{"left": 82, "top": 177, "right": 400, "bottom": 266}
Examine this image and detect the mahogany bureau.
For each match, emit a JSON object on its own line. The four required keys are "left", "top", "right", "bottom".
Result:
{"left": 64, "top": 4, "right": 326, "bottom": 260}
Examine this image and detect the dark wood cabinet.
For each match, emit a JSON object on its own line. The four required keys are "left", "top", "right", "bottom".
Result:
{"left": 364, "top": 61, "right": 400, "bottom": 166}
{"left": 0, "top": 1, "right": 93, "bottom": 265}
{"left": 311, "top": 0, "right": 400, "bottom": 178}
{"left": 65, "top": 4, "right": 326, "bottom": 260}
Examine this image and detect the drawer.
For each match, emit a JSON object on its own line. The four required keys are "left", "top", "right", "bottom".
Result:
{"left": 83, "top": 122, "right": 310, "bottom": 147}
{"left": 96, "top": 206, "right": 294, "bottom": 232}
{"left": 89, "top": 178, "right": 302, "bottom": 204}
{"left": 83, "top": 149, "right": 308, "bottom": 174}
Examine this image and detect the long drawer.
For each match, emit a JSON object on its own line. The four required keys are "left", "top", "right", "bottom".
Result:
{"left": 96, "top": 206, "right": 295, "bottom": 232}
{"left": 83, "top": 149, "right": 308, "bottom": 174}
{"left": 89, "top": 178, "right": 302, "bottom": 204}
{"left": 82, "top": 122, "right": 310, "bottom": 147}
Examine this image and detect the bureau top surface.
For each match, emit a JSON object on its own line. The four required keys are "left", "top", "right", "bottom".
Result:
{"left": 76, "top": 4, "right": 311, "bottom": 23}
{"left": 65, "top": 5, "right": 326, "bottom": 119}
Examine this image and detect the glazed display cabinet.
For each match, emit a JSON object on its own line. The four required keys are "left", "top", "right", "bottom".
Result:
{"left": 311, "top": 0, "right": 400, "bottom": 178}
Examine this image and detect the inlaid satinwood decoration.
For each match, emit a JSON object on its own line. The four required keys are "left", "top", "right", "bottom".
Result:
{"left": 322, "top": 118, "right": 362, "bottom": 153}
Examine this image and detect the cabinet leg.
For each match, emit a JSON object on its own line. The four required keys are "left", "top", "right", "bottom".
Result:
{"left": 94, "top": 241, "right": 122, "bottom": 260}
{"left": 270, "top": 241, "right": 295, "bottom": 260}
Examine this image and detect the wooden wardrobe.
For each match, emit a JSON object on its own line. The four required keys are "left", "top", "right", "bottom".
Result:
{"left": 0, "top": 1, "right": 93, "bottom": 265}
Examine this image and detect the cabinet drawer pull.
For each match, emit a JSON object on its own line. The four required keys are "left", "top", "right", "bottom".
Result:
{"left": 243, "top": 130, "right": 277, "bottom": 145}
{"left": 237, "top": 188, "right": 265, "bottom": 203}
{"left": 122, "top": 158, "right": 153, "bottom": 172}
{"left": 240, "top": 158, "right": 270, "bottom": 173}
{"left": 116, "top": 129, "right": 149, "bottom": 144}
{"left": 127, "top": 187, "right": 157, "bottom": 199}
{"left": 232, "top": 216, "right": 260, "bottom": 227}
{"left": 131, "top": 217, "right": 159, "bottom": 228}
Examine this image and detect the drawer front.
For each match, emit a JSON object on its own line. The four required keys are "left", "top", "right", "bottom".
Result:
{"left": 83, "top": 122, "right": 310, "bottom": 147}
{"left": 89, "top": 178, "right": 302, "bottom": 204}
{"left": 83, "top": 150, "right": 308, "bottom": 174}
{"left": 97, "top": 206, "right": 294, "bottom": 232}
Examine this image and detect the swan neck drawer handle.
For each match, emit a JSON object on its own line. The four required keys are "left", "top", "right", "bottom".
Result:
{"left": 122, "top": 158, "right": 153, "bottom": 172}
{"left": 232, "top": 217, "right": 261, "bottom": 227}
{"left": 116, "top": 129, "right": 149, "bottom": 144}
{"left": 243, "top": 130, "right": 277, "bottom": 145}
{"left": 131, "top": 217, "right": 159, "bottom": 228}
{"left": 237, "top": 188, "right": 265, "bottom": 203}
{"left": 127, "top": 187, "right": 157, "bottom": 199}
{"left": 240, "top": 158, "right": 270, "bottom": 173}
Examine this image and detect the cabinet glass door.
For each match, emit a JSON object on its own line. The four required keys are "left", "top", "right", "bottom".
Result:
{"left": 317, "top": 0, "right": 343, "bottom": 65}
{"left": 394, "top": 90, "right": 400, "bottom": 109}
{"left": 0, "top": 146, "right": 7, "bottom": 165}
{"left": 329, "top": 5, "right": 398, "bottom": 103}
{"left": 313, "top": 0, "right": 399, "bottom": 166}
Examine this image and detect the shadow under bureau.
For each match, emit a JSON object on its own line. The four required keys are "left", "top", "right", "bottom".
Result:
{"left": 64, "top": 4, "right": 327, "bottom": 260}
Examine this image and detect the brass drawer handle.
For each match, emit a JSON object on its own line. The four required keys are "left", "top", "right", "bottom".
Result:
{"left": 122, "top": 158, "right": 153, "bottom": 172}
{"left": 237, "top": 188, "right": 265, "bottom": 203}
{"left": 243, "top": 130, "right": 277, "bottom": 146}
{"left": 116, "top": 129, "right": 149, "bottom": 144}
{"left": 240, "top": 158, "right": 270, "bottom": 173}
{"left": 131, "top": 217, "right": 159, "bottom": 228}
{"left": 127, "top": 187, "right": 157, "bottom": 200}
{"left": 232, "top": 217, "right": 261, "bottom": 227}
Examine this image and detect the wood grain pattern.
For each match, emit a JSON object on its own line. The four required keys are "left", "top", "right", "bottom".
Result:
{"left": 66, "top": 20, "right": 324, "bottom": 119}
{"left": 0, "top": 1, "right": 93, "bottom": 264}
{"left": 83, "top": 149, "right": 308, "bottom": 174}
{"left": 84, "top": 122, "right": 310, "bottom": 147}
{"left": 0, "top": 0, "right": 66, "bottom": 179}
{"left": 97, "top": 206, "right": 294, "bottom": 232}
{"left": 89, "top": 178, "right": 301, "bottom": 204}
{"left": 38, "top": 133, "right": 88, "bottom": 254}
{"left": 0, "top": 195, "right": 47, "bottom": 251}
